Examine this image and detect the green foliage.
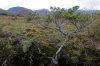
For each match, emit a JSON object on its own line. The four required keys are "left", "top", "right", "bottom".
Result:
{"left": 92, "top": 23, "right": 100, "bottom": 39}
{"left": 73, "top": 12, "right": 89, "bottom": 22}
{"left": 88, "top": 21, "right": 100, "bottom": 40}
{"left": 22, "top": 39, "right": 32, "bottom": 52}
{"left": 50, "top": 6, "right": 65, "bottom": 18}
{"left": 44, "top": 15, "right": 52, "bottom": 23}
{"left": 64, "top": 6, "right": 89, "bottom": 23}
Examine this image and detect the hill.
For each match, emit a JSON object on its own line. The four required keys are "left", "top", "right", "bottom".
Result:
{"left": 34, "top": 9, "right": 50, "bottom": 15}
{"left": 8, "top": 7, "right": 49, "bottom": 15}
{"left": 78, "top": 10, "right": 96, "bottom": 14}
{"left": 8, "top": 7, "right": 33, "bottom": 14}
{"left": 0, "top": 8, "right": 12, "bottom": 15}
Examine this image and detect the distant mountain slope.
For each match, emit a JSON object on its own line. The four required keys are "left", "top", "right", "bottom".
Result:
{"left": 0, "top": 8, "right": 13, "bottom": 15}
{"left": 34, "top": 9, "right": 50, "bottom": 15}
{"left": 8, "top": 7, "right": 50, "bottom": 15}
{"left": 8, "top": 7, "right": 33, "bottom": 14}
{"left": 0, "top": 9, "right": 8, "bottom": 15}
{"left": 78, "top": 10, "right": 96, "bottom": 14}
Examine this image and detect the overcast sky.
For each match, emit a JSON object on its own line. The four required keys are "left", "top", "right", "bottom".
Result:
{"left": 0, "top": 0, "right": 100, "bottom": 10}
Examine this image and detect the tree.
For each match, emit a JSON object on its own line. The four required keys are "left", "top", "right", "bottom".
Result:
{"left": 49, "top": 6, "right": 95, "bottom": 65}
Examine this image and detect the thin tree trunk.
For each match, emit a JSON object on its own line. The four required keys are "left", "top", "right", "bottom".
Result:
{"left": 2, "top": 55, "right": 11, "bottom": 66}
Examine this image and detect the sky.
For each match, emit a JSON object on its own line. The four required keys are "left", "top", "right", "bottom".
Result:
{"left": 0, "top": 0, "right": 100, "bottom": 10}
